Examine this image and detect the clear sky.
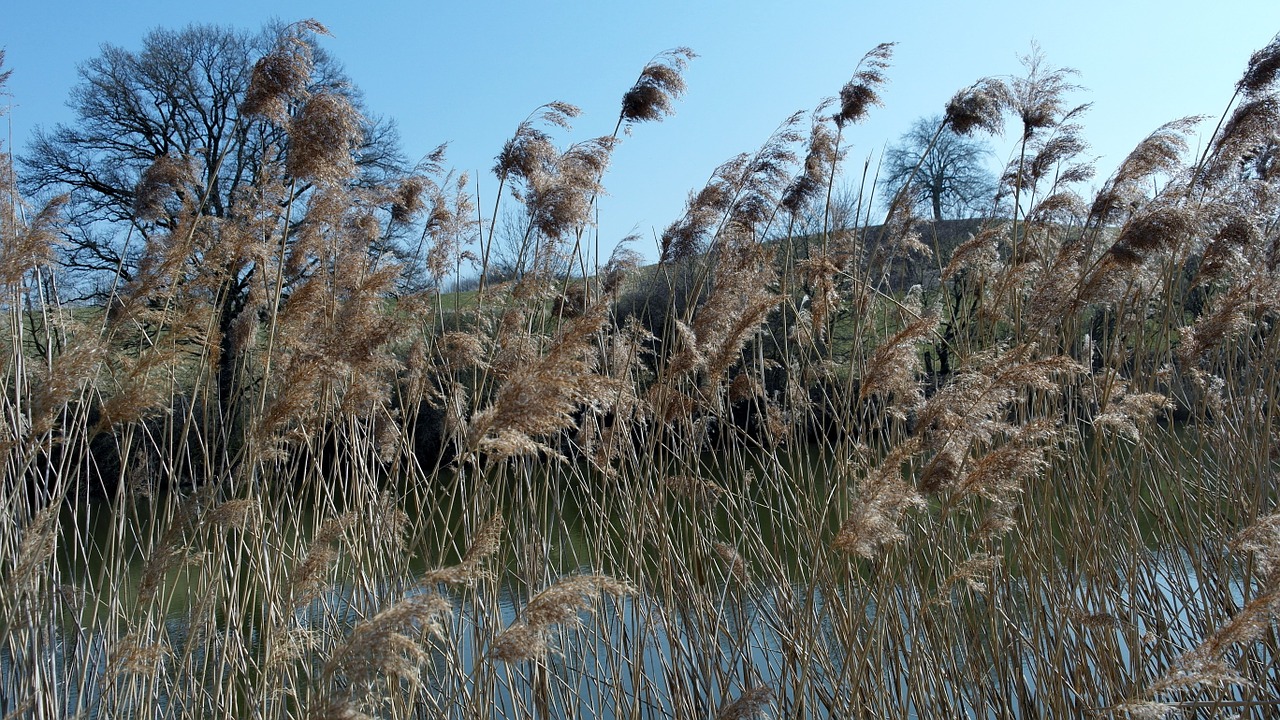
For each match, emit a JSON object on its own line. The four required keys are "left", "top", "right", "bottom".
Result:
{"left": 4, "top": 1, "right": 1280, "bottom": 264}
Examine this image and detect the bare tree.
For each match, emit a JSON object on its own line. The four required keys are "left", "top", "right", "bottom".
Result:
{"left": 19, "top": 21, "right": 409, "bottom": 435}
{"left": 20, "top": 22, "right": 406, "bottom": 296}
{"left": 880, "top": 115, "right": 996, "bottom": 223}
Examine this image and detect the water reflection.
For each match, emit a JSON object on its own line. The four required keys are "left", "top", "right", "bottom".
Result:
{"left": 3, "top": 545, "right": 1272, "bottom": 719}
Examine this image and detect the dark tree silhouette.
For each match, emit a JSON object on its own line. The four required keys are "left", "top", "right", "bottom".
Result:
{"left": 20, "top": 21, "right": 406, "bottom": 296}
{"left": 19, "top": 21, "right": 409, "bottom": 438}
{"left": 881, "top": 115, "right": 996, "bottom": 222}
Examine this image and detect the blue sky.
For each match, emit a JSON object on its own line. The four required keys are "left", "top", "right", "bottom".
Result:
{"left": 4, "top": 1, "right": 1280, "bottom": 263}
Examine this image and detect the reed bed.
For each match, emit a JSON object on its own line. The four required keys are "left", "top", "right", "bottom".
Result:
{"left": 3, "top": 29, "right": 1280, "bottom": 719}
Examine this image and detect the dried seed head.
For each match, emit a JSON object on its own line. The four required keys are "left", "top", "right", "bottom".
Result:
{"left": 1233, "top": 511, "right": 1280, "bottom": 581}
{"left": 835, "top": 43, "right": 895, "bottom": 128}
{"left": 781, "top": 119, "right": 838, "bottom": 216}
{"left": 490, "top": 574, "right": 634, "bottom": 662}
{"left": 859, "top": 313, "right": 938, "bottom": 416}
{"left": 322, "top": 591, "right": 452, "bottom": 702}
{"left": 493, "top": 103, "right": 579, "bottom": 180}
{"left": 832, "top": 441, "right": 926, "bottom": 558}
{"left": 286, "top": 91, "right": 363, "bottom": 186}
{"left": 1238, "top": 32, "right": 1280, "bottom": 97}
{"left": 620, "top": 47, "right": 696, "bottom": 124}
{"left": 134, "top": 155, "right": 194, "bottom": 221}
{"left": 713, "top": 542, "right": 751, "bottom": 583}
{"left": 945, "top": 78, "right": 1007, "bottom": 136}
{"left": 1, "top": 194, "right": 66, "bottom": 289}
{"left": 716, "top": 687, "right": 774, "bottom": 720}
{"left": 1090, "top": 117, "right": 1200, "bottom": 223}
{"left": 423, "top": 513, "right": 505, "bottom": 586}
{"left": 664, "top": 474, "right": 726, "bottom": 507}
{"left": 241, "top": 21, "right": 329, "bottom": 122}
{"left": 1203, "top": 95, "right": 1280, "bottom": 184}
{"left": 1107, "top": 202, "right": 1196, "bottom": 262}
{"left": 1006, "top": 43, "right": 1080, "bottom": 139}
{"left": 390, "top": 176, "right": 426, "bottom": 223}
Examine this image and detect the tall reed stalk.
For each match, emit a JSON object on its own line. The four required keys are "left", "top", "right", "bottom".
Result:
{"left": 3, "top": 30, "right": 1280, "bottom": 720}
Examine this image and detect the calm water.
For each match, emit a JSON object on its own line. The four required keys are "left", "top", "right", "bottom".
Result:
{"left": 4, "top": 437, "right": 1277, "bottom": 718}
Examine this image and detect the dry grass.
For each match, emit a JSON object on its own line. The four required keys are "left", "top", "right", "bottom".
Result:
{"left": 4, "top": 30, "right": 1280, "bottom": 720}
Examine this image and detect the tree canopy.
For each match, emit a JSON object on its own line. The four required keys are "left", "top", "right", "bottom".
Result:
{"left": 880, "top": 115, "right": 996, "bottom": 223}
{"left": 20, "top": 21, "right": 406, "bottom": 297}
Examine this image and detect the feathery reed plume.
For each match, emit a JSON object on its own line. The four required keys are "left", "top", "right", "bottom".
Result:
{"left": 132, "top": 153, "right": 195, "bottom": 222}
{"left": 834, "top": 43, "right": 895, "bottom": 128}
{"left": 241, "top": 19, "right": 329, "bottom": 122}
{"left": 389, "top": 176, "right": 426, "bottom": 224}
{"left": 466, "top": 300, "right": 619, "bottom": 460}
{"left": 1084, "top": 370, "right": 1173, "bottom": 442}
{"left": 660, "top": 172, "right": 734, "bottom": 264}
{"left": 490, "top": 574, "right": 635, "bottom": 662}
{"left": 524, "top": 135, "right": 616, "bottom": 242}
{"left": 728, "top": 371, "right": 763, "bottom": 403}
{"left": 1238, "top": 31, "right": 1280, "bottom": 97}
{"left": 421, "top": 172, "right": 479, "bottom": 283}
{"left": 288, "top": 514, "right": 356, "bottom": 609}
{"left": 693, "top": 244, "right": 782, "bottom": 383}
{"left": 1176, "top": 280, "right": 1259, "bottom": 371}
{"left": 287, "top": 91, "right": 363, "bottom": 186}
{"left": 879, "top": 182, "right": 931, "bottom": 258}
{"left": 489, "top": 306, "right": 538, "bottom": 378}
{"left": 1022, "top": 125, "right": 1092, "bottom": 189}
{"left": 254, "top": 186, "right": 409, "bottom": 443}
{"left": 716, "top": 686, "right": 775, "bottom": 720}
{"left": 437, "top": 331, "right": 489, "bottom": 372}
{"left": 1089, "top": 117, "right": 1200, "bottom": 223}
{"left": 660, "top": 112, "right": 803, "bottom": 262}
{"left": 422, "top": 513, "right": 505, "bottom": 586}
{"left": 1004, "top": 43, "right": 1081, "bottom": 140}
{"left": 1201, "top": 96, "right": 1280, "bottom": 185}
{"left": 494, "top": 102, "right": 579, "bottom": 182}
{"left": 726, "top": 113, "right": 804, "bottom": 234}
{"left": 945, "top": 78, "right": 1007, "bottom": 136}
{"left": 1104, "top": 200, "right": 1197, "bottom": 268}
{"left": 600, "top": 239, "right": 644, "bottom": 295}
{"left": 938, "top": 551, "right": 1001, "bottom": 596}
{"left": 664, "top": 474, "right": 727, "bottom": 508}
{"left": 1134, "top": 515, "right": 1280, "bottom": 710}
{"left": 25, "top": 328, "right": 104, "bottom": 437}
{"left": 1233, "top": 510, "right": 1280, "bottom": 582}
{"left": 0, "top": 193, "right": 65, "bottom": 289}
{"left": 1108, "top": 701, "right": 1180, "bottom": 719}
{"left": 915, "top": 346, "right": 1082, "bottom": 493}
{"left": 1026, "top": 189, "right": 1086, "bottom": 228}
{"left": 833, "top": 439, "right": 926, "bottom": 558}
{"left": 620, "top": 47, "right": 697, "bottom": 125}
{"left": 954, "top": 418, "right": 1064, "bottom": 538}
{"left": 136, "top": 490, "right": 208, "bottom": 608}
{"left": 858, "top": 310, "right": 938, "bottom": 418}
{"left": 713, "top": 541, "right": 751, "bottom": 584}
{"left": 661, "top": 318, "right": 705, "bottom": 379}
{"left": 202, "top": 498, "right": 261, "bottom": 532}
{"left": 1198, "top": 210, "right": 1260, "bottom": 281}
{"left": 317, "top": 591, "right": 452, "bottom": 718}
{"left": 781, "top": 116, "right": 838, "bottom": 217}
{"left": 90, "top": 344, "right": 188, "bottom": 433}
{"left": 10, "top": 505, "right": 59, "bottom": 598}
{"left": 940, "top": 226, "right": 1002, "bottom": 282}
{"left": 107, "top": 630, "right": 171, "bottom": 679}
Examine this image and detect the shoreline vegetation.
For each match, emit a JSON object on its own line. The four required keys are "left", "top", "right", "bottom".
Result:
{"left": 3, "top": 22, "right": 1280, "bottom": 718}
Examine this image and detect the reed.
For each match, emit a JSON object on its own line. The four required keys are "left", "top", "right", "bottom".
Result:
{"left": 3, "top": 28, "right": 1280, "bottom": 720}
